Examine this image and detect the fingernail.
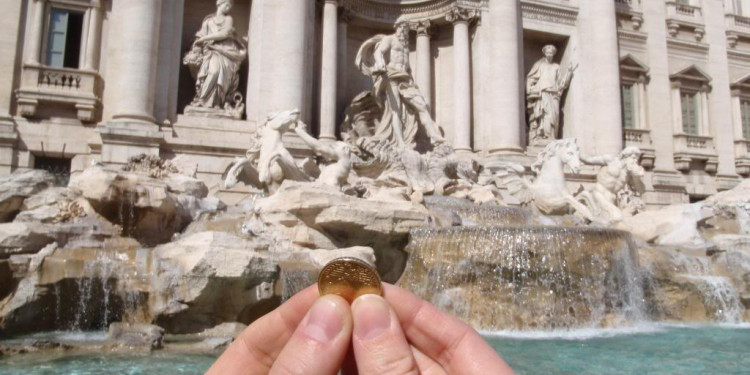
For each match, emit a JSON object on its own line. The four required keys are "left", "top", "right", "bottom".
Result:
{"left": 303, "top": 297, "right": 344, "bottom": 343}
{"left": 352, "top": 294, "right": 391, "bottom": 341}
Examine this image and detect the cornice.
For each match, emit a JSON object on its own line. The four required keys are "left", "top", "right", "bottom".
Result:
{"left": 340, "top": 0, "right": 487, "bottom": 24}
{"left": 520, "top": 0, "right": 578, "bottom": 26}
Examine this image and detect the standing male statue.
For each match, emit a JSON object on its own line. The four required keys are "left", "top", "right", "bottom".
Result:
{"left": 356, "top": 22, "right": 445, "bottom": 149}
{"left": 526, "top": 45, "right": 576, "bottom": 144}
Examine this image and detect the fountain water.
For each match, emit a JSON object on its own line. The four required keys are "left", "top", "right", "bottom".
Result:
{"left": 400, "top": 226, "right": 646, "bottom": 331}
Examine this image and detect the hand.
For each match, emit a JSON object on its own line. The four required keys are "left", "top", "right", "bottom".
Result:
{"left": 294, "top": 121, "right": 308, "bottom": 133}
{"left": 206, "top": 284, "right": 515, "bottom": 375}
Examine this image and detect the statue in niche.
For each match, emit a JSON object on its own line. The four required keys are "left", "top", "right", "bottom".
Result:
{"left": 526, "top": 45, "right": 576, "bottom": 144}
{"left": 183, "top": 0, "right": 247, "bottom": 119}
{"left": 577, "top": 147, "right": 646, "bottom": 223}
{"left": 356, "top": 22, "right": 445, "bottom": 149}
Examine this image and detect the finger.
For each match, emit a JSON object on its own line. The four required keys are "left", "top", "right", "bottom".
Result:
{"left": 351, "top": 294, "right": 419, "bottom": 375}
{"left": 411, "top": 346, "right": 447, "bottom": 375}
{"left": 382, "top": 284, "right": 515, "bottom": 375}
{"left": 206, "top": 285, "right": 319, "bottom": 375}
{"left": 269, "top": 295, "right": 352, "bottom": 375}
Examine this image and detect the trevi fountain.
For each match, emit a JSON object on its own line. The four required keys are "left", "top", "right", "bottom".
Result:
{"left": 1, "top": 1, "right": 750, "bottom": 374}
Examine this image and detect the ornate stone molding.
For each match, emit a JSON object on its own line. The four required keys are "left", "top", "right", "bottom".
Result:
{"left": 410, "top": 20, "right": 433, "bottom": 36}
{"left": 520, "top": 0, "right": 578, "bottom": 26}
{"left": 339, "top": 6, "right": 355, "bottom": 23}
{"left": 445, "top": 7, "right": 480, "bottom": 24}
{"left": 341, "top": 0, "right": 486, "bottom": 24}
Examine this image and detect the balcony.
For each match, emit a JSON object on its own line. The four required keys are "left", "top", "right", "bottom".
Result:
{"left": 624, "top": 128, "right": 655, "bottom": 169}
{"left": 15, "top": 64, "right": 103, "bottom": 123}
{"left": 734, "top": 139, "right": 750, "bottom": 176}
{"left": 673, "top": 134, "right": 718, "bottom": 173}
{"left": 615, "top": 0, "right": 644, "bottom": 30}
{"left": 665, "top": 1, "right": 705, "bottom": 41}
{"left": 725, "top": 13, "right": 750, "bottom": 48}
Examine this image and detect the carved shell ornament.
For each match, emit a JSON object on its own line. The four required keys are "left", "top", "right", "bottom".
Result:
{"left": 339, "top": 0, "right": 486, "bottom": 24}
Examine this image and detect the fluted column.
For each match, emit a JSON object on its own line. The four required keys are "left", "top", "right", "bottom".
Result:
{"left": 486, "top": 0, "right": 523, "bottom": 156}
{"left": 577, "top": 0, "right": 622, "bottom": 154}
{"left": 83, "top": 0, "right": 103, "bottom": 70}
{"left": 319, "top": 0, "right": 339, "bottom": 141}
{"left": 25, "top": 0, "right": 45, "bottom": 65}
{"left": 110, "top": 0, "right": 162, "bottom": 123}
{"left": 447, "top": 8, "right": 478, "bottom": 153}
{"left": 412, "top": 21, "right": 433, "bottom": 110}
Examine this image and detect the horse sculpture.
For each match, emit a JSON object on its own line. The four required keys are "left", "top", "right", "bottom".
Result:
{"left": 506, "top": 138, "right": 597, "bottom": 221}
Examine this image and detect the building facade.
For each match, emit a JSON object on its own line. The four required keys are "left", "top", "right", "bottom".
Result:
{"left": 0, "top": 0, "right": 748, "bottom": 206}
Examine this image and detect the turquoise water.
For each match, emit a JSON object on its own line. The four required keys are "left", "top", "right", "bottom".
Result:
{"left": 1, "top": 325, "right": 748, "bottom": 374}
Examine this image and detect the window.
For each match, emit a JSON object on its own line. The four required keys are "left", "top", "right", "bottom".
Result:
{"left": 741, "top": 99, "right": 750, "bottom": 140}
{"left": 34, "top": 156, "right": 71, "bottom": 186}
{"left": 45, "top": 9, "right": 84, "bottom": 69}
{"left": 622, "top": 84, "right": 635, "bottom": 129}
{"left": 681, "top": 91, "right": 700, "bottom": 135}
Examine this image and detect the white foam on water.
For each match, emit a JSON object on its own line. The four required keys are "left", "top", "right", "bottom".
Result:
{"left": 481, "top": 322, "right": 750, "bottom": 341}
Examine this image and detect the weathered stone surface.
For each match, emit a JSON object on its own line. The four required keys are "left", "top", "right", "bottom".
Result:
{"left": 0, "top": 243, "right": 57, "bottom": 334}
{"left": 0, "top": 170, "right": 57, "bottom": 223}
{"left": 619, "top": 204, "right": 713, "bottom": 246}
{"left": 257, "top": 181, "right": 429, "bottom": 281}
{"left": 68, "top": 166, "right": 217, "bottom": 246}
{"left": 0, "top": 223, "right": 55, "bottom": 258}
{"left": 704, "top": 179, "right": 750, "bottom": 235}
{"left": 106, "top": 323, "right": 164, "bottom": 350}
{"left": 198, "top": 322, "right": 247, "bottom": 339}
{"left": 150, "top": 231, "right": 279, "bottom": 333}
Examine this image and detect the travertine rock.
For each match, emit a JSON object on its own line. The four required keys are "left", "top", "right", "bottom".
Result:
{"left": 0, "top": 223, "right": 55, "bottom": 258}
{"left": 150, "top": 231, "right": 278, "bottom": 333}
{"left": 106, "top": 323, "right": 164, "bottom": 350}
{"left": 68, "top": 165, "right": 216, "bottom": 246}
{"left": 0, "top": 170, "right": 57, "bottom": 223}
{"left": 620, "top": 204, "right": 713, "bottom": 246}
{"left": 257, "top": 181, "right": 429, "bottom": 281}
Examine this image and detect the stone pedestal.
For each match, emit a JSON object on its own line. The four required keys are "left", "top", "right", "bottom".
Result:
{"left": 98, "top": 122, "right": 163, "bottom": 165}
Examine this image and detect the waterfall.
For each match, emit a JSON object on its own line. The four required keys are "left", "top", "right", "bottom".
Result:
{"left": 400, "top": 226, "right": 647, "bottom": 331}
{"left": 683, "top": 275, "right": 742, "bottom": 323}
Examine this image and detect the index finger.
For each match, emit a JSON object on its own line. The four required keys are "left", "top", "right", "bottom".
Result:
{"left": 206, "top": 284, "right": 319, "bottom": 375}
{"left": 382, "top": 283, "right": 515, "bottom": 375}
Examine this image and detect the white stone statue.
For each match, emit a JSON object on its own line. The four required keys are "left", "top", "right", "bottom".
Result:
{"left": 183, "top": 0, "right": 247, "bottom": 119}
{"left": 504, "top": 138, "right": 596, "bottom": 221}
{"left": 578, "top": 147, "right": 646, "bottom": 223}
{"left": 526, "top": 45, "right": 576, "bottom": 144}
{"left": 356, "top": 22, "right": 445, "bottom": 149}
{"left": 293, "top": 123, "right": 352, "bottom": 189}
{"left": 224, "top": 109, "right": 312, "bottom": 194}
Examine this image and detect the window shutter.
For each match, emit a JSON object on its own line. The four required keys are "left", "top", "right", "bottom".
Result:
{"left": 46, "top": 9, "right": 69, "bottom": 67}
{"left": 742, "top": 100, "right": 750, "bottom": 140}
{"left": 622, "top": 85, "right": 634, "bottom": 129}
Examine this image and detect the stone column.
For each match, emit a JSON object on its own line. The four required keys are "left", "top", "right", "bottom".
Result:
{"left": 269, "top": 0, "right": 313, "bottom": 121}
{"left": 577, "top": 0, "right": 622, "bottom": 154}
{"left": 110, "top": 0, "right": 163, "bottom": 123}
{"left": 319, "top": 0, "right": 339, "bottom": 141}
{"left": 486, "top": 0, "right": 524, "bottom": 157}
{"left": 25, "top": 0, "right": 46, "bottom": 65}
{"left": 83, "top": 0, "right": 103, "bottom": 71}
{"left": 446, "top": 8, "right": 478, "bottom": 153}
{"left": 0, "top": 0, "right": 23, "bottom": 175}
{"left": 703, "top": 2, "right": 738, "bottom": 178}
{"left": 336, "top": 8, "right": 352, "bottom": 125}
{"left": 412, "top": 21, "right": 433, "bottom": 110}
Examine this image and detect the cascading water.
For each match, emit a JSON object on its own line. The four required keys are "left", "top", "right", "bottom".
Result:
{"left": 423, "top": 196, "right": 531, "bottom": 226}
{"left": 685, "top": 276, "right": 742, "bottom": 323}
{"left": 400, "top": 226, "right": 646, "bottom": 331}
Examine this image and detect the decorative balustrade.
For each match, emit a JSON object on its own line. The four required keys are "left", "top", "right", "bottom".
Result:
{"left": 725, "top": 14, "right": 750, "bottom": 48}
{"left": 673, "top": 134, "right": 717, "bottom": 173}
{"left": 16, "top": 64, "right": 103, "bottom": 122}
{"left": 665, "top": 1, "right": 704, "bottom": 40}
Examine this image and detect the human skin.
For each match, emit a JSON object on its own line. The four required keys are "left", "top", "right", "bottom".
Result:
{"left": 205, "top": 283, "right": 516, "bottom": 375}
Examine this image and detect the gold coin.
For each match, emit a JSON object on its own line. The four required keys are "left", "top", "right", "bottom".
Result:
{"left": 318, "top": 257, "right": 383, "bottom": 303}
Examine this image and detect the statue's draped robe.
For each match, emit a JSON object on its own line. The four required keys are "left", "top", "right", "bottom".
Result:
{"left": 356, "top": 35, "right": 423, "bottom": 147}
{"left": 526, "top": 59, "right": 562, "bottom": 140}
{"left": 192, "top": 15, "right": 247, "bottom": 108}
